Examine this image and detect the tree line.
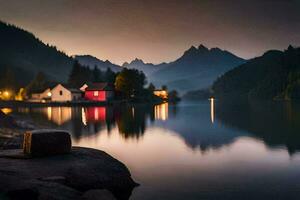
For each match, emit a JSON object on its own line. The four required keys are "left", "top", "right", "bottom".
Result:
{"left": 0, "top": 59, "right": 179, "bottom": 102}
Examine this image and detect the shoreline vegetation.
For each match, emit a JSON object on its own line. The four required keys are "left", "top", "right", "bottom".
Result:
{"left": 0, "top": 60, "right": 180, "bottom": 106}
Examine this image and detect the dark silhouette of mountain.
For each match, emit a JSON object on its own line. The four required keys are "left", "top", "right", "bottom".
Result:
{"left": 212, "top": 45, "right": 300, "bottom": 100}
{"left": 74, "top": 55, "right": 122, "bottom": 72}
{"left": 0, "top": 21, "right": 74, "bottom": 86}
{"left": 149, "top": 44, "right": 246, "bottom": 92}
{"left": 122, "top": 58, "right": 168, "bottom": 76}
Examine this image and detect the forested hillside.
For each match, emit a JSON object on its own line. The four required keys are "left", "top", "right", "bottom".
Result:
{"left": 0, "top": 21, "right": 74, "bottom": 89}
{"left": 212, "top": 46, "right": 300, "bottom": 100}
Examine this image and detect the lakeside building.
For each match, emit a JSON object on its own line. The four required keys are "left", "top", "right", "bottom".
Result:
{"left": 30, "top": 88, "right": 52, "bottom": 102}
{"left": 51, "top": 84, "right": 82, "bottom": 102}
{"left": 83, "top": 83, "right": 114, "bottom": 102}
{"left": 28, "top": 82, "right": 115, "bottom": 103}
{"left": 153, "top": 89, "right": 168, "bottom": 100}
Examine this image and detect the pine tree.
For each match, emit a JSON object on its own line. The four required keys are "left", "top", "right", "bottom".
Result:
{"left": 93, "top": 65, "right": 102, "bottom": 82}
{"left": 68, "top": 60, "right": 81, "bottom": 87}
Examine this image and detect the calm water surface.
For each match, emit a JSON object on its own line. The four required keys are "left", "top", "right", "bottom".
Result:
{"left": 6, "top": 100, "right": 300, "bottom": 200}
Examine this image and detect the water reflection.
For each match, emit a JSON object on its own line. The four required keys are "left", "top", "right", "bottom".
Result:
{"left": 1, "top": 108, "right": 12, "bottom": 114}
{"left": 12, "top": 100, "right": 300, "bottom": 155}
{"left": 215, "top": 100, "right": 300, "bottom": 155}
{"left": 47, "top": 107, "right": 72, "bottom": 125}
{"left": 6, "top": 101, "right": 300, "bottom": 199}
{"left": 154, "top": 103, "right": 168, "bottom": 121}
{"left": 210, "top": 98, "right": 214, "bottom": 123}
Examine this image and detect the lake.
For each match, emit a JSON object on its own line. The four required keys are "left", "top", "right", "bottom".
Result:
{"left": 5, "top": 100, "right": 300, "bottom": 200}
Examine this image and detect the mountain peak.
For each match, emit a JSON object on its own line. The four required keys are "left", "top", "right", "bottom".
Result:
{"left": 130, "top": 58, "right": 145, "bottom": 65}
{"left": 122, "top": 62, "right": 129, "bottom": 66}
{"left": 184, "top": 46, "right": 198, "bottom": 56}
{"left": 198, "top": 44, "right": 209, "bottom": 52}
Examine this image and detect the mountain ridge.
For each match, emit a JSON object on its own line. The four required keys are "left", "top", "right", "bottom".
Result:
{"left": 149, "top": 44, "right": 246, "bottom": 92}
{"left": 0, "top": 21, "right": 74, "bottom": 86}
{"left": 74, "top": 55, "right": 122, "bottom": 72}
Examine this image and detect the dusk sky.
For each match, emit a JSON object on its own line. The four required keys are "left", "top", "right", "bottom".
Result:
{"left": 0, "top": 0, "right": 299, "bottom": 65}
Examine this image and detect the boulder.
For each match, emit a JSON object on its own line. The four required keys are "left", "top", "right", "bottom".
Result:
{"left": 0, "top": 147, "right": 138, "bottom": 200}
{"left": 83, "top": 189, "right": 116, "bottom": 200}
{"left": 23, "top": 130, "right": 71, "bottom": 157}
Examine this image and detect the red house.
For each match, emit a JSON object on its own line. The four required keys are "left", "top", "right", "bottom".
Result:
{"left": 84, "top": 83, "right": 114, "bottom": 101}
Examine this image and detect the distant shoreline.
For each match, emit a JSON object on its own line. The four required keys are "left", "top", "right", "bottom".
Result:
{"left": 0, "top": 99, "right": 166, "bottom": 108}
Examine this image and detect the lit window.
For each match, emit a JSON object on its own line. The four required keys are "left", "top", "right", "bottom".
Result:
{"left": 94, "top": 91, "right": 99, "bottom": 96}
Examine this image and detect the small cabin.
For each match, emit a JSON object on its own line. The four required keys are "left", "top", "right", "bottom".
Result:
{"left": 84, "top": 83, "right": 114, "bottom": 102}
{"left": 51, "top": 84, "right": 82, "bottom": 102}
{"left": 30, "top": 88, "right": 52, "bottom": 102}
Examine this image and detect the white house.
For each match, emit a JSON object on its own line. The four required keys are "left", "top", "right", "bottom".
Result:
{"left": 51, "top": 84, "right": 82, "bottom": 102}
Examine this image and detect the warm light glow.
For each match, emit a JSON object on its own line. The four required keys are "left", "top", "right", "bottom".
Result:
{"left": 3, "top": 91, "right": 9, "bottom": 97}
{"left": 132, "top": 107, "right": 135, "bottom": 118}
{"left": 47, "top": 92, "right": 52, "bottom": 97}
{"left": 154, "top": 103, "right": 168, "bottom": 121}
{"left": 153, "top": 90, "right": 168, "bottom": 99}
{"left": 85, "top": 107, "right": 106, "bottom": 122}
{"left": 94, "top": 91, "right": 99, "bottom": 97}
{"left": 82, "top": 108, "right": 87, "bottom": 126}
{"left": 210, "top": 98, "right": 214, "bottom": 123}
{"left": 44, "top": 107, "right": 72, "bottom": 125}
{"left": 47, "top": 107, "right": 52, "bottom": 121}
{"left": 95, "top": 107, "right": 99, "bottom": 120}
{"left": 1, "top": 90, "right": 12, "bottom": 100}
{"left": 1, "top": 108, "right": 12, "bottom": 114}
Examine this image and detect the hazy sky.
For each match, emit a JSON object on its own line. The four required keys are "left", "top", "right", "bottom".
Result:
{"left": 0, "top": 0, "right": 299, "bottom": 64}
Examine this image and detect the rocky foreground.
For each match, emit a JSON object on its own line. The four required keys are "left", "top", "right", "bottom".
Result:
{"left": 0, "top": 147, "right": 138, "bottom": 200}
{"left": 0, "top": 111, "right": 138, "bottom": 200}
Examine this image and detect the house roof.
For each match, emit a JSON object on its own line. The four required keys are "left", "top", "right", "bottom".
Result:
{"left": 31, "top": 88, "right": 50, "bottom": 94}
{"left": 53, "top": 84, "right": 82, "bottom": 93}
{"left": 85, "top": 83, "right": 114, "bottom": 91}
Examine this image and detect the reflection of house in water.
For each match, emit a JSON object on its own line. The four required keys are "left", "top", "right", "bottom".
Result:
{"left": 81, "top": 106, "right": 115, "bottom": 134}
{"left": 1, "top": 108, "right": 12, "bottom": 115}
{"left": 17, "top": 107, "right": 73, "bottom": 126}
{"left": 46, "top": 107, "right": 72, "bottom": 125}
{"left": 154, "top": 103, "right": 168, "bottom": 121}
{"left": 83, "top": 107, "right": 106, "bottom": 122}
{"left": 81, "top": 106, "right": 115, "bottom": 125}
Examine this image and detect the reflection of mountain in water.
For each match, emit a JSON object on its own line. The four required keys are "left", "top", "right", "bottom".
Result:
{"left": 215, "top": 100, "right": 300, "bottom": 154}
{"left": 153, "top": 102, "right": 249, "bottom": 152}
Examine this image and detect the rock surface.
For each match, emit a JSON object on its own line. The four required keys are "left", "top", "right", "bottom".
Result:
{"left": 83, "top": 189, "right": 116, "bottom": 200}
{"left": 0, "top": 147, "right": 137, "bottom": 200}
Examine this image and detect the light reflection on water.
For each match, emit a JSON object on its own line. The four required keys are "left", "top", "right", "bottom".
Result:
{"left": 7, "top": 101, "right": 300, "bottom": 199}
